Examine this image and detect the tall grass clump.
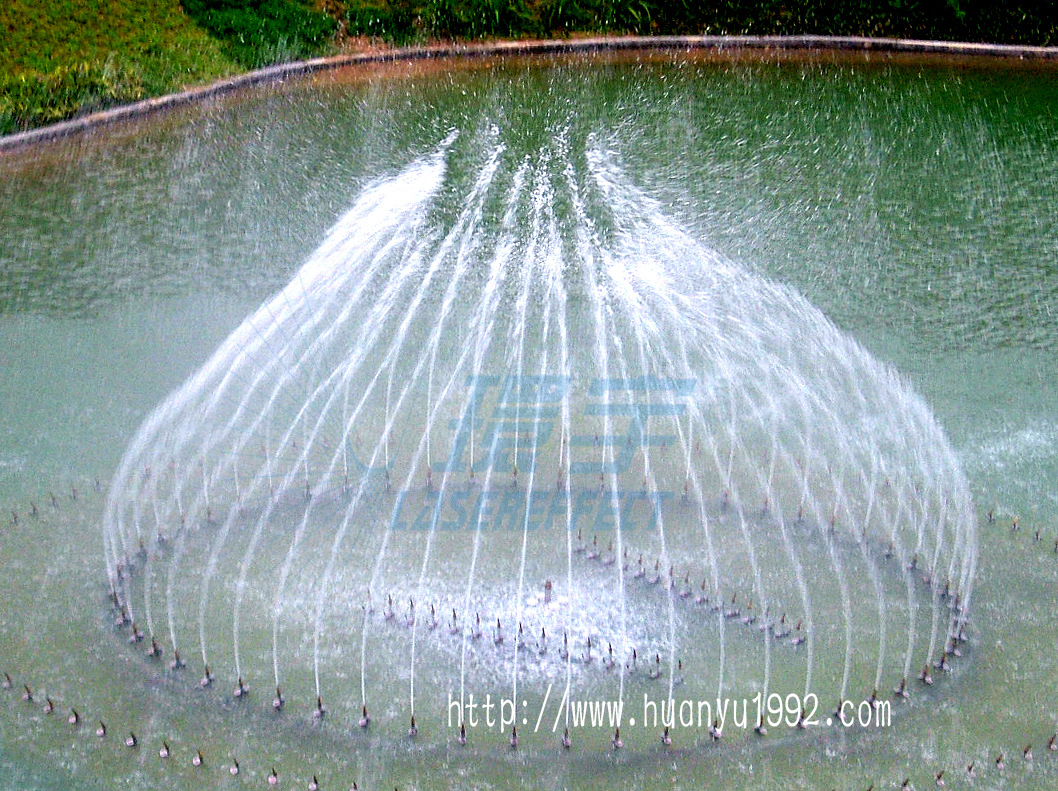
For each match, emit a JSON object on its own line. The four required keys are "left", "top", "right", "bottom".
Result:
{"left": 0, "top": 59, "right": 145, "bottom": 135}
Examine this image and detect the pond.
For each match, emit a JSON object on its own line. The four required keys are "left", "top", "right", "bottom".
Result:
{"left": 1, "top": 48, "right": 1056, "bottom": 791}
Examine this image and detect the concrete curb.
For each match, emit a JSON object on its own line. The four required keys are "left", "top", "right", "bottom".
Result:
{"left": 3, "top": 34, "right": 1057, "bottom": 154}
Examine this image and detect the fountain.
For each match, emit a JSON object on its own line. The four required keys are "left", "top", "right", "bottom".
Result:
{"left": 101, "top": 127, "right": 976, "bottom": 751}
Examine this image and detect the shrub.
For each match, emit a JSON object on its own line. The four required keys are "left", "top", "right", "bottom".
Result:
{"left": 340, "top": 0, "right": 1057, "bottom": 43}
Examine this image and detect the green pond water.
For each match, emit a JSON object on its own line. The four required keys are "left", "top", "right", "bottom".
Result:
{"left": 1, "top": 50, "right": 1057, "bottom": 790}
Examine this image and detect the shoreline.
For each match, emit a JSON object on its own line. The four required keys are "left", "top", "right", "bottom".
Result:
{"left": 3, "top": 33, "right": 1058, "bottom": 154}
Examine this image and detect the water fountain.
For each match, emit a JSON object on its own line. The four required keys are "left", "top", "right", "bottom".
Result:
{"left": 4, "top": 48, "right": 1056, "bottom": 791}
{"left": 101, "top": 127, "right": 976, "bottom": 752}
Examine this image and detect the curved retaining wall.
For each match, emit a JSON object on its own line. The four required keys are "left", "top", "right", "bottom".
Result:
{"left": 2, "top": 34, "right": 1058, "bottom": 153}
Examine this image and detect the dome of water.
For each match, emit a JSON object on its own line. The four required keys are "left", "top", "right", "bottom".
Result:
{"left": 101, "top": 129, "right": 976, "bottom": 749}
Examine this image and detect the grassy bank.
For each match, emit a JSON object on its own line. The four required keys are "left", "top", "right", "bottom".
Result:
{"left": 2, "top": 0, "right": 1056, "bottom": 136}
{"left": 0, "top": 0, "right": 334, "bottom": 135}
{"left": 0, "top": 0, "right": 242, "bottom": 134}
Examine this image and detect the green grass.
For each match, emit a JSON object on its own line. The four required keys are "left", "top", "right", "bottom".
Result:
{"left": 0, "top": 0, "right": 343, "bottom": 134}
{"left": 0, "top": 0, "right": 235, "bottom": 76}
{"left": 0, "top": 59, "right": 143, "bottom": 131}
{"left": 180, "top": 0, "right": 338, "bottom": 68}
{"left": 0, "top": 0, "right": 241, "bottom": 134}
